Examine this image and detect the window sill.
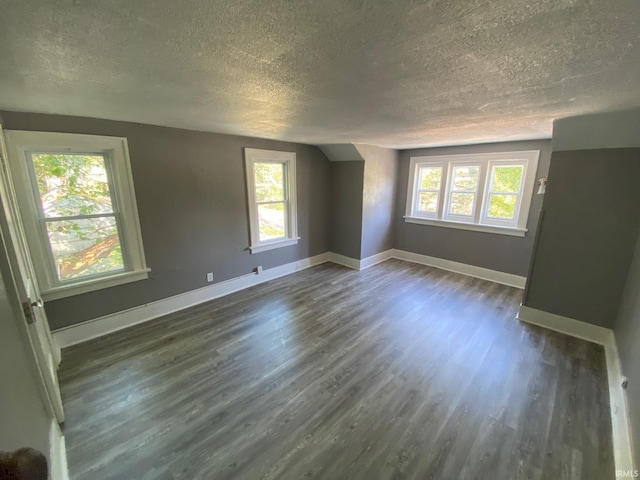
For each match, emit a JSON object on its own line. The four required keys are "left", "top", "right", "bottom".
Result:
{"left": 249, "top": 237, "right": 299, "bottom": 254}
{"left": 403, "top": 216, "right": 527, "bottom": 237}
{"left": 41, "top": 268, "right": 151, "bottom": 301}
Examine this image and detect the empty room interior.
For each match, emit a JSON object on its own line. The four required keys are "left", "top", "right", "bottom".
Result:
{"left": 1, "top": 0, "right": 640, "bottom": 479}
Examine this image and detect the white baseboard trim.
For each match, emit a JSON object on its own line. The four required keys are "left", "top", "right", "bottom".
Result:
{"left": 516, "top": 304, "right": 612, "bottom": 344}
{"left": 53, "top": 253, "right": 330, "bottom": 348}
{"left": 391, "top": 249, "right": 527, "bottom": 289}
{"left": 49, "top": 420, "right": 69, "bottom": 480}
{"left": 327, "top": 252, "right": 361, "bottom": 270}
{"left": 606, "top": 339, "right": 637, "bottom": 474}
{"left": 517, "top": 305, "right": 636, "bottom": 473}
{"left": 327, "top": 250, "right": 395, "bottom": 271}
{"left": 360, "top": 249, "right": 395, "bottom": 270}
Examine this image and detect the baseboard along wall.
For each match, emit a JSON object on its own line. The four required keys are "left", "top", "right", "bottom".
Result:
{"left": 329, "top": 249, "right": 527, "bottom": 288}
{"left": 391, "top": 249, "right": 526, "bottom": 288}
{"left": 49, "top": 420, "right": 69, "bottom": 480}
{"left": 517, "top": 305, "right": 636, "bottom": 474}
{"left": 53, "top": 252, "right": 331, "bottom": 348}
{"left": 327, "top": 250, "right": 395, "bottom": 271}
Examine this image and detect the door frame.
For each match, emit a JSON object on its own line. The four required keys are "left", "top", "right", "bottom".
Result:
{"left": 0, "top": 207, "right": 69, "bottom": 478}
{"left": 0, "top": 123, "right": 64, "bottom": 422}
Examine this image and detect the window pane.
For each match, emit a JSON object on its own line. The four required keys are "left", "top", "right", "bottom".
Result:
{"left": 45, "top": 216, "right": 124, "bottom": 280}
{"left": 419, "top": 167, "right": 442, "bottom": 190}
{"left": 492, "top": 166, "right": 523, "bottom": 193}
{"left": 254, "top": 162, "right": 284, "bottom": 202}
{"left": 31, "top": 153, "right": 113, "bottom": 217}
{"left": 488, "top": 194, "right": 517, "bottom": 219}
{"left": 452, "top": 166, "right": 479, "bottom": 191}
{"left": 450, "top": 193, "right": 475, "bottom": 216}
{"left": 258, "top": 202, "right": 286, "bottom": 241}
{"left": 418, "top": 192, "right": 438, "bottom": 213}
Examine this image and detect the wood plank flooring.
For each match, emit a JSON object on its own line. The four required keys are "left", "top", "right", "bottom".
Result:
{"left": 58, "top": 259, "right": 614, "bottom": 479}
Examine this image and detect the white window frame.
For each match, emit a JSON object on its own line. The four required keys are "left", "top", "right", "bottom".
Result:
{"left": 442, "top": 161, "right": 483, "bottom": 223}
{"left": 244, "top": 148, "right": 298, "bottom": 254}
{"left": 404, "top": 150, "right": 539, "bottom": 237}
{"left": 409, "top": 162, "right": 444, "bottom": 220}
{"left": 4, "top": 130, "right": 149, "bottom": 301}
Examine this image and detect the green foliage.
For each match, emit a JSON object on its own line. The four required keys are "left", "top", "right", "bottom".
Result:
{"left": 492, "top": 166, "right": 522, "bottom": 193}
{"left": 419, "top": 192, "right": 438, "bottom": 212}
{"left": 31, "top": 153, "right": 123, "bottom": 279}
{"left": 420, "top": 167, "right": 441, "bottom": 190}
{"left": 488, "top": 194, "right": 517, "bottom": 219}
{"left": 486, "top": 166, "right": 522, "bottom": 219}
{"left": 450, "top": 192, "right": 474, "bottom": 215}
{"left": 260, "top": 225, "right": 285, "bottom": 238}
{"left": 32, "top": 154, "right": 112, "bottom": 216}
{"left": 254, "top": 163, "right": 287, "bottom": 241}
{"left": 452, "top": 166, "right": 479, "bottom": 191}
{"left": 258, "top": 202, "right": 286, "bottom": 240}
{"left": 254, "top": 162, "right": 284, "bottom": 202}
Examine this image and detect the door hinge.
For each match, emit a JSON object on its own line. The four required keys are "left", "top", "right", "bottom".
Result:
{"left": 22, "top": 300, "right": 36, "bottom": 324}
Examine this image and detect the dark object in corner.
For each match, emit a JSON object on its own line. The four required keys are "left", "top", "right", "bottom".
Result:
{"left": 0, "top": 448, "right": 48, "bottom": 480}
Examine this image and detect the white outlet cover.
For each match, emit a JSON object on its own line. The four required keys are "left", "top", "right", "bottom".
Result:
{"left": 207, "top": 273, "right": 214, "bottom": 282}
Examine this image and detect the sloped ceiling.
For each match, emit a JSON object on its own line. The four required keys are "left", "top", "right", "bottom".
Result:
{"left": 318, "top": 144, "right": 364, "bottom": 162}
{"left": 1, "top": 0, "right": 639, "bottom": 148}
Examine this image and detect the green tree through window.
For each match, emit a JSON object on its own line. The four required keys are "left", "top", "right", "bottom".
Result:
{"left": 253, "top": 162, "right": 286, "bottom": 240}
{"left": 31, "top": 153, "right": 124, "bottom": 280}
{"left": 488, "top": 166, "right": 523, "bottom": 219}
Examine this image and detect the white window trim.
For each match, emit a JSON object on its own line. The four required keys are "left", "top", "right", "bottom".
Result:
{"left": 442, "top": 160, "right": 484, "bottom": 223}
{"left": 4, "top": 130, "right": 149, "bottom": 300}
{"left": 403, "top": 217, "right": 527, "bottom": 237}
{"left": 405, "top": 150, "right": 539, "bottom": 235}
{"left": 244, "top": 148, "right": 298, "bottom": 254}
{"left": 480, "top": 159, "right": 529, "bottom": 228}
{"left": 410, "top": 162, "right": 444, "bottom": 220}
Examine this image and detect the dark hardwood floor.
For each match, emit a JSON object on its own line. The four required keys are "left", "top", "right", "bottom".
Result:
{"left": 58, "top": 259, "right": 614, "bottom": 479}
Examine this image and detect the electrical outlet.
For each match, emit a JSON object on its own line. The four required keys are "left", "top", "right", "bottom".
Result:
{"left": 256, "top": 265, "right": 263, "bottom": 274}
{"left": 206, "top": 272, "right": 214, "bottom": 282}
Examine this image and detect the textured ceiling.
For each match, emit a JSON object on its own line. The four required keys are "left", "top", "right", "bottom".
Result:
{"left": 1, "top": 0, "right": 639, "bottom": 148}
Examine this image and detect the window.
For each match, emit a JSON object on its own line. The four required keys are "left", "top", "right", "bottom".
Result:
{"left": 244, "top": 148, "right": 298, "bottom": 253}
{"left": 5, "top": 131, "right": 149, "bottom": 300}
{"left": 414, "top": 164, "right": 443, "bottom": 218}
{"left": 405, "top": 150, "right": 539, "bottom": 236}
{"left": 445, "top": 164, "right": 480, "bottom": 220}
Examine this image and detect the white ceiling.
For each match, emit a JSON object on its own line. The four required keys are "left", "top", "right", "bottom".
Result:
{"left": 1, "top": 0, "right": 639, "bottom": 148}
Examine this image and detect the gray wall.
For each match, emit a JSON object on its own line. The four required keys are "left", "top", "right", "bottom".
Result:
{"left": 615, "top": 229, "right": 640, "bottom": 466}
{"left": 394, "top": 140, "right": 551, "bottom": 276}
{"left": 329, "top": 161, "right": 364, "bottom": 259}
{"left": 318, "top": 144, "right": 364, "bottom": 162}
{"left": 553, "top": 108, "right": 640, "bottom": 152}
{"left": 0, "top": 111, "right": 331, "bottom": 330}
{"left": 357, "top": 145, "right": 399, "bottom": 259}
{"left": 0, "top": 231, "right": 53, "bottom": 461}
{"left": 326, "top": 144, "right": 398, "bottom": 261}
{"left": 525, "top": 149, "right": 640, "bottom": 328}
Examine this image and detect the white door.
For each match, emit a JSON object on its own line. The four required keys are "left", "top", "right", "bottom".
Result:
{"left": 0, "top": 124, "right": 64, "bottom": 422}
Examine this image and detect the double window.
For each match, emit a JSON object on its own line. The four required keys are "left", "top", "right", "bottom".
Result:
{"left": 244, "top": 148, "right": 298, "bottom": 253}
{"left": 5, "top": 131, "right": 148, "bottom": 300}
{"left": 405, "top": 151, "right": 539, "bottom": 236}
